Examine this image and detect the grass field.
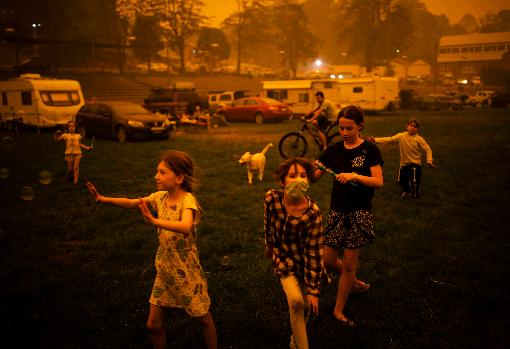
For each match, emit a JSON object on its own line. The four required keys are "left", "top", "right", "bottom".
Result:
{"left": 1, "top": 109, "right": 509, "bottom": 348}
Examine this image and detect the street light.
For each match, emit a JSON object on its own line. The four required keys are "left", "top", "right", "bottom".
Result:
{"left": 32, "top": 23, "right": 41, "bottom": 55}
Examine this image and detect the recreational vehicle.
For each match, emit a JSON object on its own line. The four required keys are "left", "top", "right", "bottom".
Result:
{"left": 262, "top": 77, "right": 399, "bottom": 114}
{"left": 0, "top": 74, "right": 84, "bottom": 128}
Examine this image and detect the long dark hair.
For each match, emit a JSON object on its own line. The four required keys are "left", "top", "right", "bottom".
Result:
{"left": 337, "top": 105, "right": 365, "bottom": 131}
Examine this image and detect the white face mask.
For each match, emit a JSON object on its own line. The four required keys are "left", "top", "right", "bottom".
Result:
{"left": 284, "top": 177, "right": 309, "bottom": 199}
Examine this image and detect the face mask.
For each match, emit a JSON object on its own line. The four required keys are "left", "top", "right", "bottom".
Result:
{"left": 284, "top": 177, "right": 309, "bottom": 199}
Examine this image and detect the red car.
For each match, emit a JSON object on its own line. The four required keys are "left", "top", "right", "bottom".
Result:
{"left": 216, "top": 97, "right": 292, "bottom": 123}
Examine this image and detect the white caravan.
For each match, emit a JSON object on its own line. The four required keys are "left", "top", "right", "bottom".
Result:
{"left": 262, "top": 77, "right": 399, "bottom": 114}
{"left": 0, "top": 74, "right": 84, "bottom": 128}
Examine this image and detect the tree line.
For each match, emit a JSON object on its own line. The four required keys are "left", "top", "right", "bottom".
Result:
{"left": 0, "top": 0, "right": 508, "bottom": 76}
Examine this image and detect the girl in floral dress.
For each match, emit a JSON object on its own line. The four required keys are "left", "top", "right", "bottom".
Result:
{"left": 87, "top": 150, "right": 217, "bottom": 349}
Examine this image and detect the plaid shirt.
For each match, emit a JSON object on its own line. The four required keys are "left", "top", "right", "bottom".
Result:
{"left": 264, "top": 189, "right": 325, "bottom": 296}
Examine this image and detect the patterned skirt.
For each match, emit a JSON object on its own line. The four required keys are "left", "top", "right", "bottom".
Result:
{"left": 323, "top": 209, "right": 375, "bottom": 249}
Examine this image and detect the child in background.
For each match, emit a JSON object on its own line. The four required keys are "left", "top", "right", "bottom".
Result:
{"left": 86, "top": 150, "right": 217, "bottom": 349}
{"left": 314, "top": 105, "right": 384, "bottom": 327}
{"left": 368, "top": 117, "right": 435, "bottom": 198}
{"left": 264, "top": 158, "right": 326, "bottom": 349}
{"left": 54, "top": 120, "right": 92, "bottom": 184}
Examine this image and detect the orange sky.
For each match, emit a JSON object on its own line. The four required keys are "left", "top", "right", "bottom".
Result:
{"left": 202, "top": 0, "right": 510, "bottom": 26}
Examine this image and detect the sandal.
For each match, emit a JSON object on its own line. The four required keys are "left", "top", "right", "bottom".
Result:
{"left": 351, "top": 281, "right": 371, "bottom": 294}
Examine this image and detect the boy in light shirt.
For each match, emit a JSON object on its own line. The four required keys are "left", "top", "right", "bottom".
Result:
{"left": 369, "top": 118, "right": 435, "bottom": 198}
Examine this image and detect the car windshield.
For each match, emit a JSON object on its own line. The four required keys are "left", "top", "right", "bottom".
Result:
{"left": 112, "top": 104, "right": 151, "bottom": 115}
{"left": 261, "top": 98, "right": 280, "bottom": 105}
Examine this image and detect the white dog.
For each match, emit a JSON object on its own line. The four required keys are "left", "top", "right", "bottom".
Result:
{"left": 239, "top": 143, "right": 273, "bottom": 184}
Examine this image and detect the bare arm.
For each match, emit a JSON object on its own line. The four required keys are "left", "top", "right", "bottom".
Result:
{"left": 138, "top": 200, "right": 194, "bottom": 235}
{"left": 335, "top": 164, "right": 383, "bottom": 188}
{"left": 86, "top": 182, "right": 142, "bottom": 208}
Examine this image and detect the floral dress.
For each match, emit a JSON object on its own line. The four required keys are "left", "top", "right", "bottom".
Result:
{"left": 147, "top": 191, "right": 210, "bottom": 317}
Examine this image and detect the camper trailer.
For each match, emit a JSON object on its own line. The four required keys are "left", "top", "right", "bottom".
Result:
{"left": 0, "top": 74, "right": 84, "bottom": 128}
{"left": 262, "top": 77, "right": 399, "bottom": 114}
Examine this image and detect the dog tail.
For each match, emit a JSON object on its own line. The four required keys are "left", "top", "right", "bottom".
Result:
{"left": 261, "top": 143, "right": 273, "bottom": 155}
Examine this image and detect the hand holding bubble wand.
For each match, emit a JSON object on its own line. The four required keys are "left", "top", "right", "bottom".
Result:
{"left": 89, "top": 137, "right": 95, "bottom": 150}
{"left": 313, "top": 160, "right": 359, "bottom": 187}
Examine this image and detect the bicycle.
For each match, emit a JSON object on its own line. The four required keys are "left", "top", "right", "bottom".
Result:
{"left": 278, "top": 115, "right": 341, "bottom": 158}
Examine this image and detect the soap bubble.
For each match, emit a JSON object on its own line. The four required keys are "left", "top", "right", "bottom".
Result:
{"left": 20, "top": 186, "right": 35, "bottom": 201}
{"left": 38, "top": 170, "right": 53, "bottom": 185}
{"left": 220, "top": 255, "right": 230, "bottom": 266}
{"left": 1, "top": 136, "right": 15, "bottom": 151}
{"left": 0, "top": 168, "right": 9, "bottom": 179}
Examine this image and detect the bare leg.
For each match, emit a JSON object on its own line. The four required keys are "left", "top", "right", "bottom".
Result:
{"left": 196, "top": 312, "right": 217, "bottom": 349}
{"left": 318, "top": 131, "right": 327, "bottom": 150}
{"left": 66, "top": 159, "right": 73, "bottom": 180}
{"left": 73, "top": 157, "right": 81, "bottom": 184}
{"left": 147, "top": 304, "right": 167, "bottom": 349}
{"left": 324, "top": 246, "right": 363, "bottom": 288}
{"left": 333, "top": 248, "right": 360, "bottom": 322}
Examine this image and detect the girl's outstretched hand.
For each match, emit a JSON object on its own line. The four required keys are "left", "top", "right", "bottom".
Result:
{"left": 86, "top": 182, "right": 102, "bottom": 202}
{"left": 138, "top": 199, "right": 155, "bottom": 226}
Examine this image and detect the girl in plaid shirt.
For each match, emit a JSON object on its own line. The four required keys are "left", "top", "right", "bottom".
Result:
{"left": 264, "top": 158, "right": 326, "bottom": 349}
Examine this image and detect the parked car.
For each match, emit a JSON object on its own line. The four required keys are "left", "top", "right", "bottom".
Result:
{"left": 75, "top": 101, "right": 173, "bottom": 142}
{"left": 216, "top": 97, "right": 292, "bottom": 123}
{"left": 17, "top": 55, "right": 52, "bottom": 75}
{"left": 473, "top": 90, "right": 495, "bottom": 106}
{"left": 207, "top": 90, "right": 248, "bottom": 112}
{"left": 490, "top": 93, "right": 510, "bottom": 109}
{"left": 143, "top": 82, "right": 208, "bottom": 116}
{"left": 416, "top": 94, "right": 463, "bottom": 111}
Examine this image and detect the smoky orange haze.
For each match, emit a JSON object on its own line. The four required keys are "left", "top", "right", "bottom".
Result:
{"left": 202, "top": 0, "right": 509, "bottom": 27}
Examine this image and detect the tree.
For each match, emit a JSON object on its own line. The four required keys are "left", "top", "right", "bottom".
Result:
{"left": 333, "top": 0, "right": 414, "bottom": 72}
{"left": 479, "top": 10, "right": 510, "bottom": 33}
{"left": 155, "top": 0, "right": 206, "bottom": 73}
{"left": 131, "top": 15, "right": 164, "bottom": 72}
{"left": 195, "top": 27, "right": 230, "bottom": 72}
{"left": 269, "top": 0, "right": 318, "bottom": 78}
{"left": 222, "top": 0, "right": 268, "bottom": 74}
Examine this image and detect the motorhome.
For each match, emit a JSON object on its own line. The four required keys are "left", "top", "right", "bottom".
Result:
{"left": 0, "top": 74, "right": 84, "bottom": 128}
{"left": 262, "top": 77, "right": 399, "bottom": 114}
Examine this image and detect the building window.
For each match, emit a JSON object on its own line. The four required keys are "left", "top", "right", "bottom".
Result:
{"left": 21, "top": 92, "right": 32, "bottom": 105}
{"left": 439, "top": 48, "right": 446, "bottom": 54}
{"left": 497, "top": 45, "right": 505, "bottom": 51}
{"left": 452, "top": 47, "right": 460, "bottom": 53}
{"left": 475, "top": 46, "right": 482, "bottom": 52}
{"left": 324, "top": 81, "right": 333, "bottom": 88}
{"left": 353, "top": 87, "right": 363, "bottom": 93}
{"left": 298, "top": 93, "right": 309, "bottom": 103}
{"left": 461, "top": 47, "right": 469, "bottom": 53}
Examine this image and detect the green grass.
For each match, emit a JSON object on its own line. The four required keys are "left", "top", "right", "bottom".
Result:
{"left": 1, "top": 109, "right": 509, "bottom": 348}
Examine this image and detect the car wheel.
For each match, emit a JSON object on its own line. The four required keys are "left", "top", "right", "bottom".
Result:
{"left": 77, "top": 123, "right": 87, "bottom": 138}
{"left": 116, "top": 126, "right": 127, "bottom": 143}
{"left": 254, "top": 112, "right": 264, "bottom": 124}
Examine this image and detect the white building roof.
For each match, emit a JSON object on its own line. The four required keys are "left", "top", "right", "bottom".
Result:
{"left": 439, "top": 32, "right": 510, "bottom": 46}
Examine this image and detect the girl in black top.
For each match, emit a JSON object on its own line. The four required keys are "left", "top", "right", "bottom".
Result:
{"left": 314, "top": 105, "right": 384, "bottom": 327}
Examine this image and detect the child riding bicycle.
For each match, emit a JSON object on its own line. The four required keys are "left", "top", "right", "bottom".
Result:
{"left": 306, "top": 91, "right": 338, "bottom": 151}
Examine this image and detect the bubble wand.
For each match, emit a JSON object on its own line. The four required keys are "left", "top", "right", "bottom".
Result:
{"left": 314, "top": 161, "right": 358, "bottom": 187}
{"left": 90, "top": 137, "right": 95, "bottom": 149}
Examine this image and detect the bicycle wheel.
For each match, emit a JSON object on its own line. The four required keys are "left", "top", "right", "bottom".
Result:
{"left": 279, "top": 132, "right": 308, "bottom": 158}
{"left": 327, "top": 133, "right": 342, "bottom": 147}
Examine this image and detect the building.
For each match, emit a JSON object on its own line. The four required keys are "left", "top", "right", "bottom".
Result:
{"left": 437, "top": 31, "right": 510, "bottom": 80}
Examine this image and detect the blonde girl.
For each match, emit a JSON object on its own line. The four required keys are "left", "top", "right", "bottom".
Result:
{"left": 55, "top": 120, "right": 92, "bottom": 184}
{"left": 87, "top": 150, "right": 217, "bottom": 349}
